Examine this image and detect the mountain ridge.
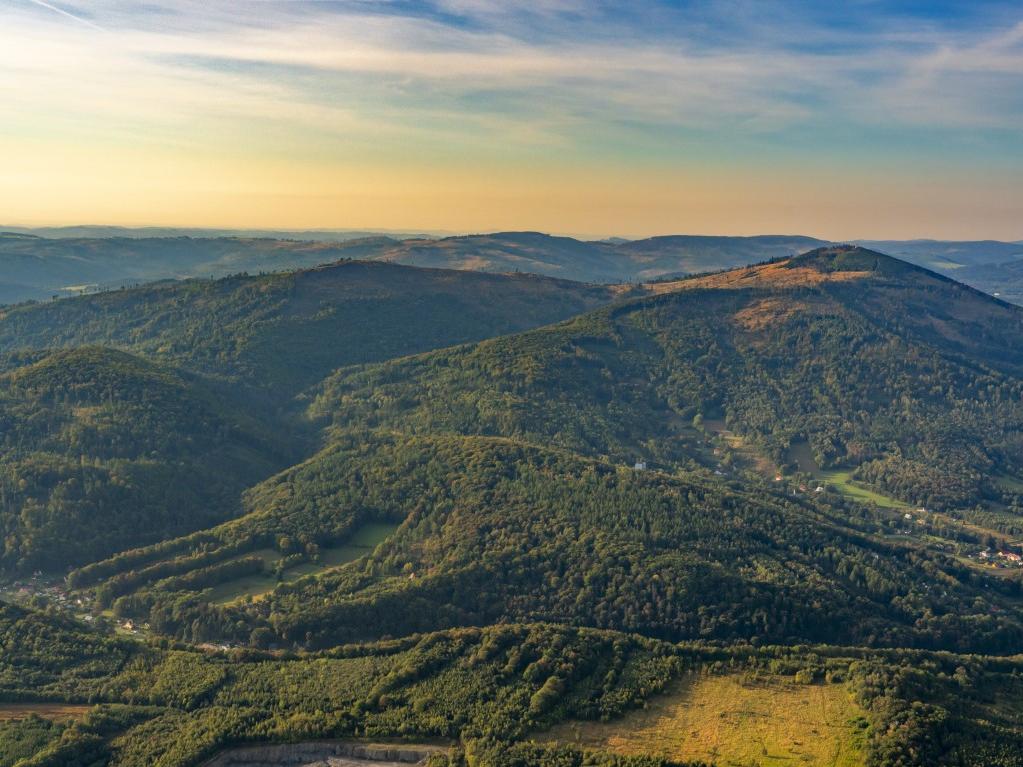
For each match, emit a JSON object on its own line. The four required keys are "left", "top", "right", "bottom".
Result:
{"left": 6, "top": 229, "right": 1023, "bottom": 306}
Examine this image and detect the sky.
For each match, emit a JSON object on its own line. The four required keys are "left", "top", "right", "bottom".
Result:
{"left": 1, "top": 0, "right": 1021, "bottom": 239}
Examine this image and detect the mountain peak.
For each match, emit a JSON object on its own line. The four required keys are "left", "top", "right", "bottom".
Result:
{"left": 644, "top": 244, "right": 936, "bottom": 295}
{"left": 785, "top": 244, "right": 920, "bottom": 276}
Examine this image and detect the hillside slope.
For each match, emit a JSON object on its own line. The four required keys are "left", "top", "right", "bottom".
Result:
{"left": 0, "top": 260, "right": 621, "bottom": 395}
{"left": 310, "top": 247, "right": 1023, "bottom": 509}
{"left": 0, "top": 348, "right": 291, "bottom": 570}
{"left": 81, "top": 431, "right": 1023, "bottom": 654}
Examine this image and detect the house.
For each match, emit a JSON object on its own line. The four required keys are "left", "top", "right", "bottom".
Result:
{"left": 999, "top": 551, "right": 1022, "bottom": 563}
{"left": 634, "top": 461, "right": 647, "bottom": 471}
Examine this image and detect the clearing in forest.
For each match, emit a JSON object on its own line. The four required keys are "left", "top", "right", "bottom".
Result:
{"left": 208, "top": 521, "right": 400, "bottom": 605}
{"left": 0, "top": 704, "right": 91, "bottom": 722}
{"left": 541, "top": 673, "right": 867, "bottom": 767}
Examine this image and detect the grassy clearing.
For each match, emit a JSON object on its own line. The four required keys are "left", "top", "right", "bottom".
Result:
{"left": 0, "top": 704, "right": 91, "bottom": 722}
{"left": 208, "top": 521, "right": 399, "bottom": 605}
{"left": 540, "top": 673, "right": 867, "bottom": 767}
{"left": 785, "top": 441, "right": 906, "bottom": 509}
{"left": 817, "top": 469, "right": 908, "bottom": 509}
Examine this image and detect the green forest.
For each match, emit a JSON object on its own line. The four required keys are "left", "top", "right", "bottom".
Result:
{"left": 5, "top": 247, "right": 1023, "bottom": 766}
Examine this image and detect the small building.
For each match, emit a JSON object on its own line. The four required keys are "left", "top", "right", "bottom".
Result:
{"left": 634, "top": 461, "right": 647, "bottom": 471}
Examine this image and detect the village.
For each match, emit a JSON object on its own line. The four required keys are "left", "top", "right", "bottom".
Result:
{"left": 0, "top": 572, "right": 147, "bottom": 637}
{"left": 972, "top": 548, "right": 1023, "bottom": 569}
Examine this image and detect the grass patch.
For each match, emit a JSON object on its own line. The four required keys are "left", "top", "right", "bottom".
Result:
{"left": 818, "top": 470, "right": 908, "bottom": 509}
{"left": 208, "top": 521, "right": 399, "bottom": 605}
{"left": 541, "top": 673, "right": 867, "bottom": 767}
{"left": 0, "top": 704, "right": 91, "bottom": 722}
{"left": 786, "top": 441, "right": 905, "bottom": 509}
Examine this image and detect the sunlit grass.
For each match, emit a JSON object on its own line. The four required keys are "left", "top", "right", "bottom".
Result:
{"left": 541, "top": 673, "right": 867, "bottom": 767}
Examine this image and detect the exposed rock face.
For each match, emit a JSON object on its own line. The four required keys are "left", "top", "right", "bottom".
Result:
{"left": 203, "top": 741, "right": 443, "bottom": 767}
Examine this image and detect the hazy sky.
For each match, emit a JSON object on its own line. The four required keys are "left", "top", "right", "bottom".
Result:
{"left": 1, "top": 0, "right": 1021, "bottom": 239}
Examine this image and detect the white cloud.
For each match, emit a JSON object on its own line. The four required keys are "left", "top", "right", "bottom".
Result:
{"left": 1, "top": 0, "right": 1021, "bottom": 156}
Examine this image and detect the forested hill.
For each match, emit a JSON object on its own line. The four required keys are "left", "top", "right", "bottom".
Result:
{"left": 310, "top": 246, "right": 1023, "bottom": 509}
{"left": 0, "top": 347, "right": 292, "bottom": 570}
{"left": 0, "top": 231, "right": 824, "bottom": 303}
{"left": 0, "top": 260, "right": 621, "bottom": 395}
{"left": 5, "top": 229, "right": 1023, "bottom": 305}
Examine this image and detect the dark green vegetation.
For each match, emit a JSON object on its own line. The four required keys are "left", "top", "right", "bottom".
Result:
{"left": 308, "top": 248, "right": 1023, "bottom": 510}
{"left": 0, "top": 263, "right": 618, "bottom": 571}
{"left": 7, "top": 246, "right": 1023, "bottom": 765}
{"left": 0, "top": 347, "right": 290, "bottom": 570}
{"left": 0, "top": 260, "right": 618, "bottom": 395}
{"left": 89, "top": 432, "right": 1023, "bottom": 653}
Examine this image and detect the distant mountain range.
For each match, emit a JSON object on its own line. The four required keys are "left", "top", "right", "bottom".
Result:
{"left": 0, "top": 225, "right": 443, "bottom": 241}
{"left": 2, "top": 228, "right": 1023, "bottom": 306}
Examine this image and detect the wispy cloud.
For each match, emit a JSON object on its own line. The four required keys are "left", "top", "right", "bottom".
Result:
{"left": 5, "top": 0, "right": 1022, "bottom": 146}
{"left": 21, "top": 0, "right": 104, "bottom": 31}
{"left": 0, "top": 0, "right": 1020, "bottom": 236}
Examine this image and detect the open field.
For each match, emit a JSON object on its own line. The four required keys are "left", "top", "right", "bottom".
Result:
{"left": 817, "top": 469, "right": 908, "bottom": 509}
{"left": 540, "top": 673, "right": 867, "bottom": 767}
{"left": 209, "top": 522, "right": 399, "bottom": 605}
{"left": 787, "top": 442, "right": 907, "bottom": 509}
{"left": 0, "top": 704, "right": 91, "bottom": 722}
